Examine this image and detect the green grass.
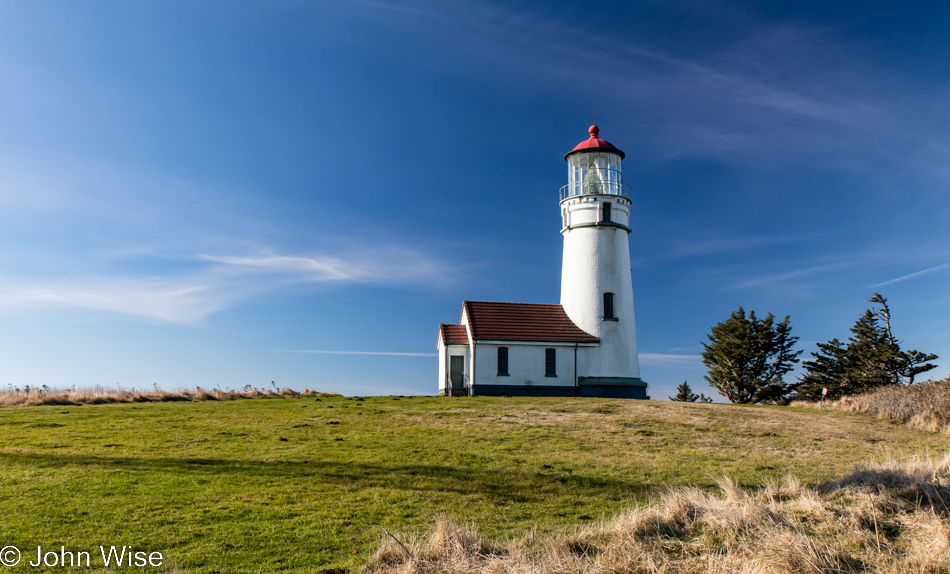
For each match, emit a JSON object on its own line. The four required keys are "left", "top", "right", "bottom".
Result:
{"left": 0, "top": 395, "right": 946, "bottom": 573}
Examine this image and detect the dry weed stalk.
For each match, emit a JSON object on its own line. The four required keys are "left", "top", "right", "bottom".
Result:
{"left": 365, "top": 453, "right": 950, "bottom": 574}
{"left": 0, "top": 385, "right": 338, "bottom": 407}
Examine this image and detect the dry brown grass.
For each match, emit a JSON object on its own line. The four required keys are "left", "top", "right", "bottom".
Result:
{"left": 0, "top": 385, "right": 338, "bottom": 406}
{"left": 796, "top": 377, "right": 950, "bottom": 434}
{"left": 365, "top": 452, "right": 950, "bottom": 574}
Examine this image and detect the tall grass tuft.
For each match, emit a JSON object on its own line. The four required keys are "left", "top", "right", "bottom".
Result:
{"left": 366, "top": 452, "right": 950, "bottom": 574}
{"left": 0, "top": 385, "right": 339, "bottom": 407}
{"left": 796, "top": 376, "right": 950, "bottom": 434}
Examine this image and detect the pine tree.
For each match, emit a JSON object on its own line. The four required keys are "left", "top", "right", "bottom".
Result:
{"left": 669, "top": 381, "right": 714, "bottom": 403}
{"left": 797, "top": 338, "right": 848, "bottom": 400}
{"left": 701, "top": 306, "right": 802, "bottom": 404}
{"left": 670, "top": 381, "right": 698, "bottom": 402}
{"left": 900, "top": 349, "right": 939, "bottom": 385}
{"left": 869, "top": 293, "right": 938, "bottom": 385}
{"left": 799, "top": 293, "right": 938, "bottom": 400}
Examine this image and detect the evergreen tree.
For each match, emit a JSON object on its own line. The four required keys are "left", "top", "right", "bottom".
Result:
{"left": 701, "top": 306, "right": 802, "bottom": 404}
{"left": 796, "top": 338, "right": 849, "bottom": 400}
{"left": 869, "top": 293, "right": 939, "bottom": 386}
{"left": 799, "top": 293, "right": 938, "bottom": 400}
{"left": 669, "top": 381, "right": 714, "bottom": 403}
{"left": 670, "top": 381, "right": 698, "bottom": 402}
{"left": 900, "top": 349, "right": 940, "bottom": 385}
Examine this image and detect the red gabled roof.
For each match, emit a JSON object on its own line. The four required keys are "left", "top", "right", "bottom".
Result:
{"left": 462, "top": 301, "right": 599, "bottom": 343}
{"left": 439, "top": 323, "right": 469, "bottom": 345}
{"left": 565, "top": 124, "right": 625, "bottom": 160}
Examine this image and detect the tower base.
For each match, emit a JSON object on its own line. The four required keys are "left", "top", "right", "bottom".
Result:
{"left": 577, "top": 377, "right": 648, "bottom": 399}
{"left": 458, "top": 379, "right": 649, "bottom": 399}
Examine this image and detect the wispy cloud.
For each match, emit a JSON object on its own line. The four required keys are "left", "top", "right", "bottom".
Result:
{"left": 632, "top": 233, "right": 797, "bottom": 266}
{"left": 0, "top": 245, "right": 453, "bottom": 324}
{"left": 640, "top": 353, "right": 703, "bottom": 366}
{"left": 665, "top": 236, "right": 787, "bottom": 259}
{"left": 731, "top": 263, "right": 849, "bottom": 290}
{"left": 872, "top": 261, "right": 950, "bottom": 287}
{"left": 283, "top": 350, "right": 437, "bottom": 357}
{"left": 201, "top": 255, "right": 356, "bottom": 280}
{"left": 202, "top": 247, "right": 450, "bottom": 287}
{"left": 342, "top": 0, "right": 949, "bottom": 178}
{"left": 1, "top": 276, "right": 228, "bottom": 324}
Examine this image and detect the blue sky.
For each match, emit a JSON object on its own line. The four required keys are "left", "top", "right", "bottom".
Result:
{"left": 0, "top": 0, "right": 948, "bottom": 400}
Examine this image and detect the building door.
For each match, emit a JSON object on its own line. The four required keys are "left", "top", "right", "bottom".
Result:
{"left": 449, "top": 356, "right": 465, "bottom": 392}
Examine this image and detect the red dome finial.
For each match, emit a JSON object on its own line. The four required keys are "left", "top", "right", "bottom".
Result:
{"left": 565, "top": 118, "right": 624, "bottom": 160}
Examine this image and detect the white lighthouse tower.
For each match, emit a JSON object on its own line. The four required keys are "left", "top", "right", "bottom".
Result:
{"left": 435, "top": 123, "right": 647, "bottom": 399}
{"left": 559, "top": 124, "right": 645, "bottom": 395}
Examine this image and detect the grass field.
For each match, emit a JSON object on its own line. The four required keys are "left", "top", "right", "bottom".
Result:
{"left": 1, "top": 395, "right": 947, "bottom": 572}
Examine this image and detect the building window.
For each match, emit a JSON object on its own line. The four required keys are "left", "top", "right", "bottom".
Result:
{"left": 601, "top": 202, "right": 611, "bottom": 223}
{"left": 603, "top": 292, "right": 616, "bottom": 320}
{"left": 545, "top": 348, "right": 557, "bottom": 377}
{"left": 497, "top": 347, "right": 509, "bottom": 376}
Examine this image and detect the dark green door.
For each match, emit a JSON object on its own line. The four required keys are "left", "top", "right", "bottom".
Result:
{"left": 450, "top": 356, "right": 464, "bottom": 390}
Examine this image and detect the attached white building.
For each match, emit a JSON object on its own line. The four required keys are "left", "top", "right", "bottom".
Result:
{"left": 438, "top": 125, "right": 648, "bottom": 399}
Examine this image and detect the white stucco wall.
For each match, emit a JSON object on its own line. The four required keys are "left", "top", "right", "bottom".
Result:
{"left": 459, "top": 311, "right": 474, "bottom": 389}
{"left": 560, "top": 194, "right": 630, "bottom": 230}
{"left": 438, "top": 340, "right": 446, "bottom": 393}
{"left": 559, "top": 194, "right": 641, "bottom": 379}
{"left": 472, "top": 341, "right": 582, "bottom": 387}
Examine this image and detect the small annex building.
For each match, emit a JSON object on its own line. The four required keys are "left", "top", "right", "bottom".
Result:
{"left": 438, "top": 301, "right": 599, "bottom": 397}
{"left": 438, "top": 124, "right": 649, "bottom": 399}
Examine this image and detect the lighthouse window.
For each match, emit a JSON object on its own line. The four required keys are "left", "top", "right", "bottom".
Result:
{"left": 601, "top": 202, "right": 612, "bottom": 223}
{"left": 497, "top": 347, "right": 509, "bottom": 376}
{"left": 545, "top": 348, "right": 557, "bottom": 377}
{"left": 603, "top": 292, "right": 616, "bottom": 320}
{"left": 584, "top": 161, "right": 606, "bottom": 195}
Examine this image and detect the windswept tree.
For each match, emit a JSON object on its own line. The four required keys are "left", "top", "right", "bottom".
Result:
{"left": 701, "top": 306, "right": 802, "bottom": 404}
{"left": 799, "top": 293, "right": 938, "bottom": 400}
{"left": 669, "top": 381, "right": 713, "bottom": 403}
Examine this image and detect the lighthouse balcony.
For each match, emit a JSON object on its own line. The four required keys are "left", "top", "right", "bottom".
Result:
{"left": 560, "top": 168, "right": 631, "bottom": 201}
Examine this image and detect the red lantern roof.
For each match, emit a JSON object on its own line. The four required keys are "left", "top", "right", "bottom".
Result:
{"left": 565, "top": 124, "right": 625, "bottom": 160}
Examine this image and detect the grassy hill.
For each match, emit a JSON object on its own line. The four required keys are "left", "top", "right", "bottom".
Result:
{"left": 0, "top": 395, "right": 946, "bottom": 572}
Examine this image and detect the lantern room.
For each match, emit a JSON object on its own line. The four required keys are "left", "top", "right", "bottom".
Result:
{"left": 560, "top": 125, "right": 629, "bottom": 200}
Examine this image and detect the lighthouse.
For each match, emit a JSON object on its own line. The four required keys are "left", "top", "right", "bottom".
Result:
{"left": 436, "top": 124, "right": 647, "bottom": 399}
{"left": 559, "top": 124, "right": 643, "bottom": 388}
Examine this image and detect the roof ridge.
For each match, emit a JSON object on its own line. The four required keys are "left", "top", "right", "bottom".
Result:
{"left": 466, "top": 300, "right": 562, "bottom": 306}
{"left": 461, "top": 300, "right": 475, "bottom": 334}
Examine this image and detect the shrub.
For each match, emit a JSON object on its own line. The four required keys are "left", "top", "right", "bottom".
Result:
{"left": 365, "top": 452, "right": 950, "bottom": 574}
{"left": 802, "top": 376, "right": 950, "bottom": 434}
{"left": 0, "top": 386, "right": 339, "bottom": 407}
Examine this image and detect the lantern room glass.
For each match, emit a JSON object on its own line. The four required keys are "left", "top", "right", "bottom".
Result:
{"left": 563, "top": 151, "right": 625, "bottom": 199}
